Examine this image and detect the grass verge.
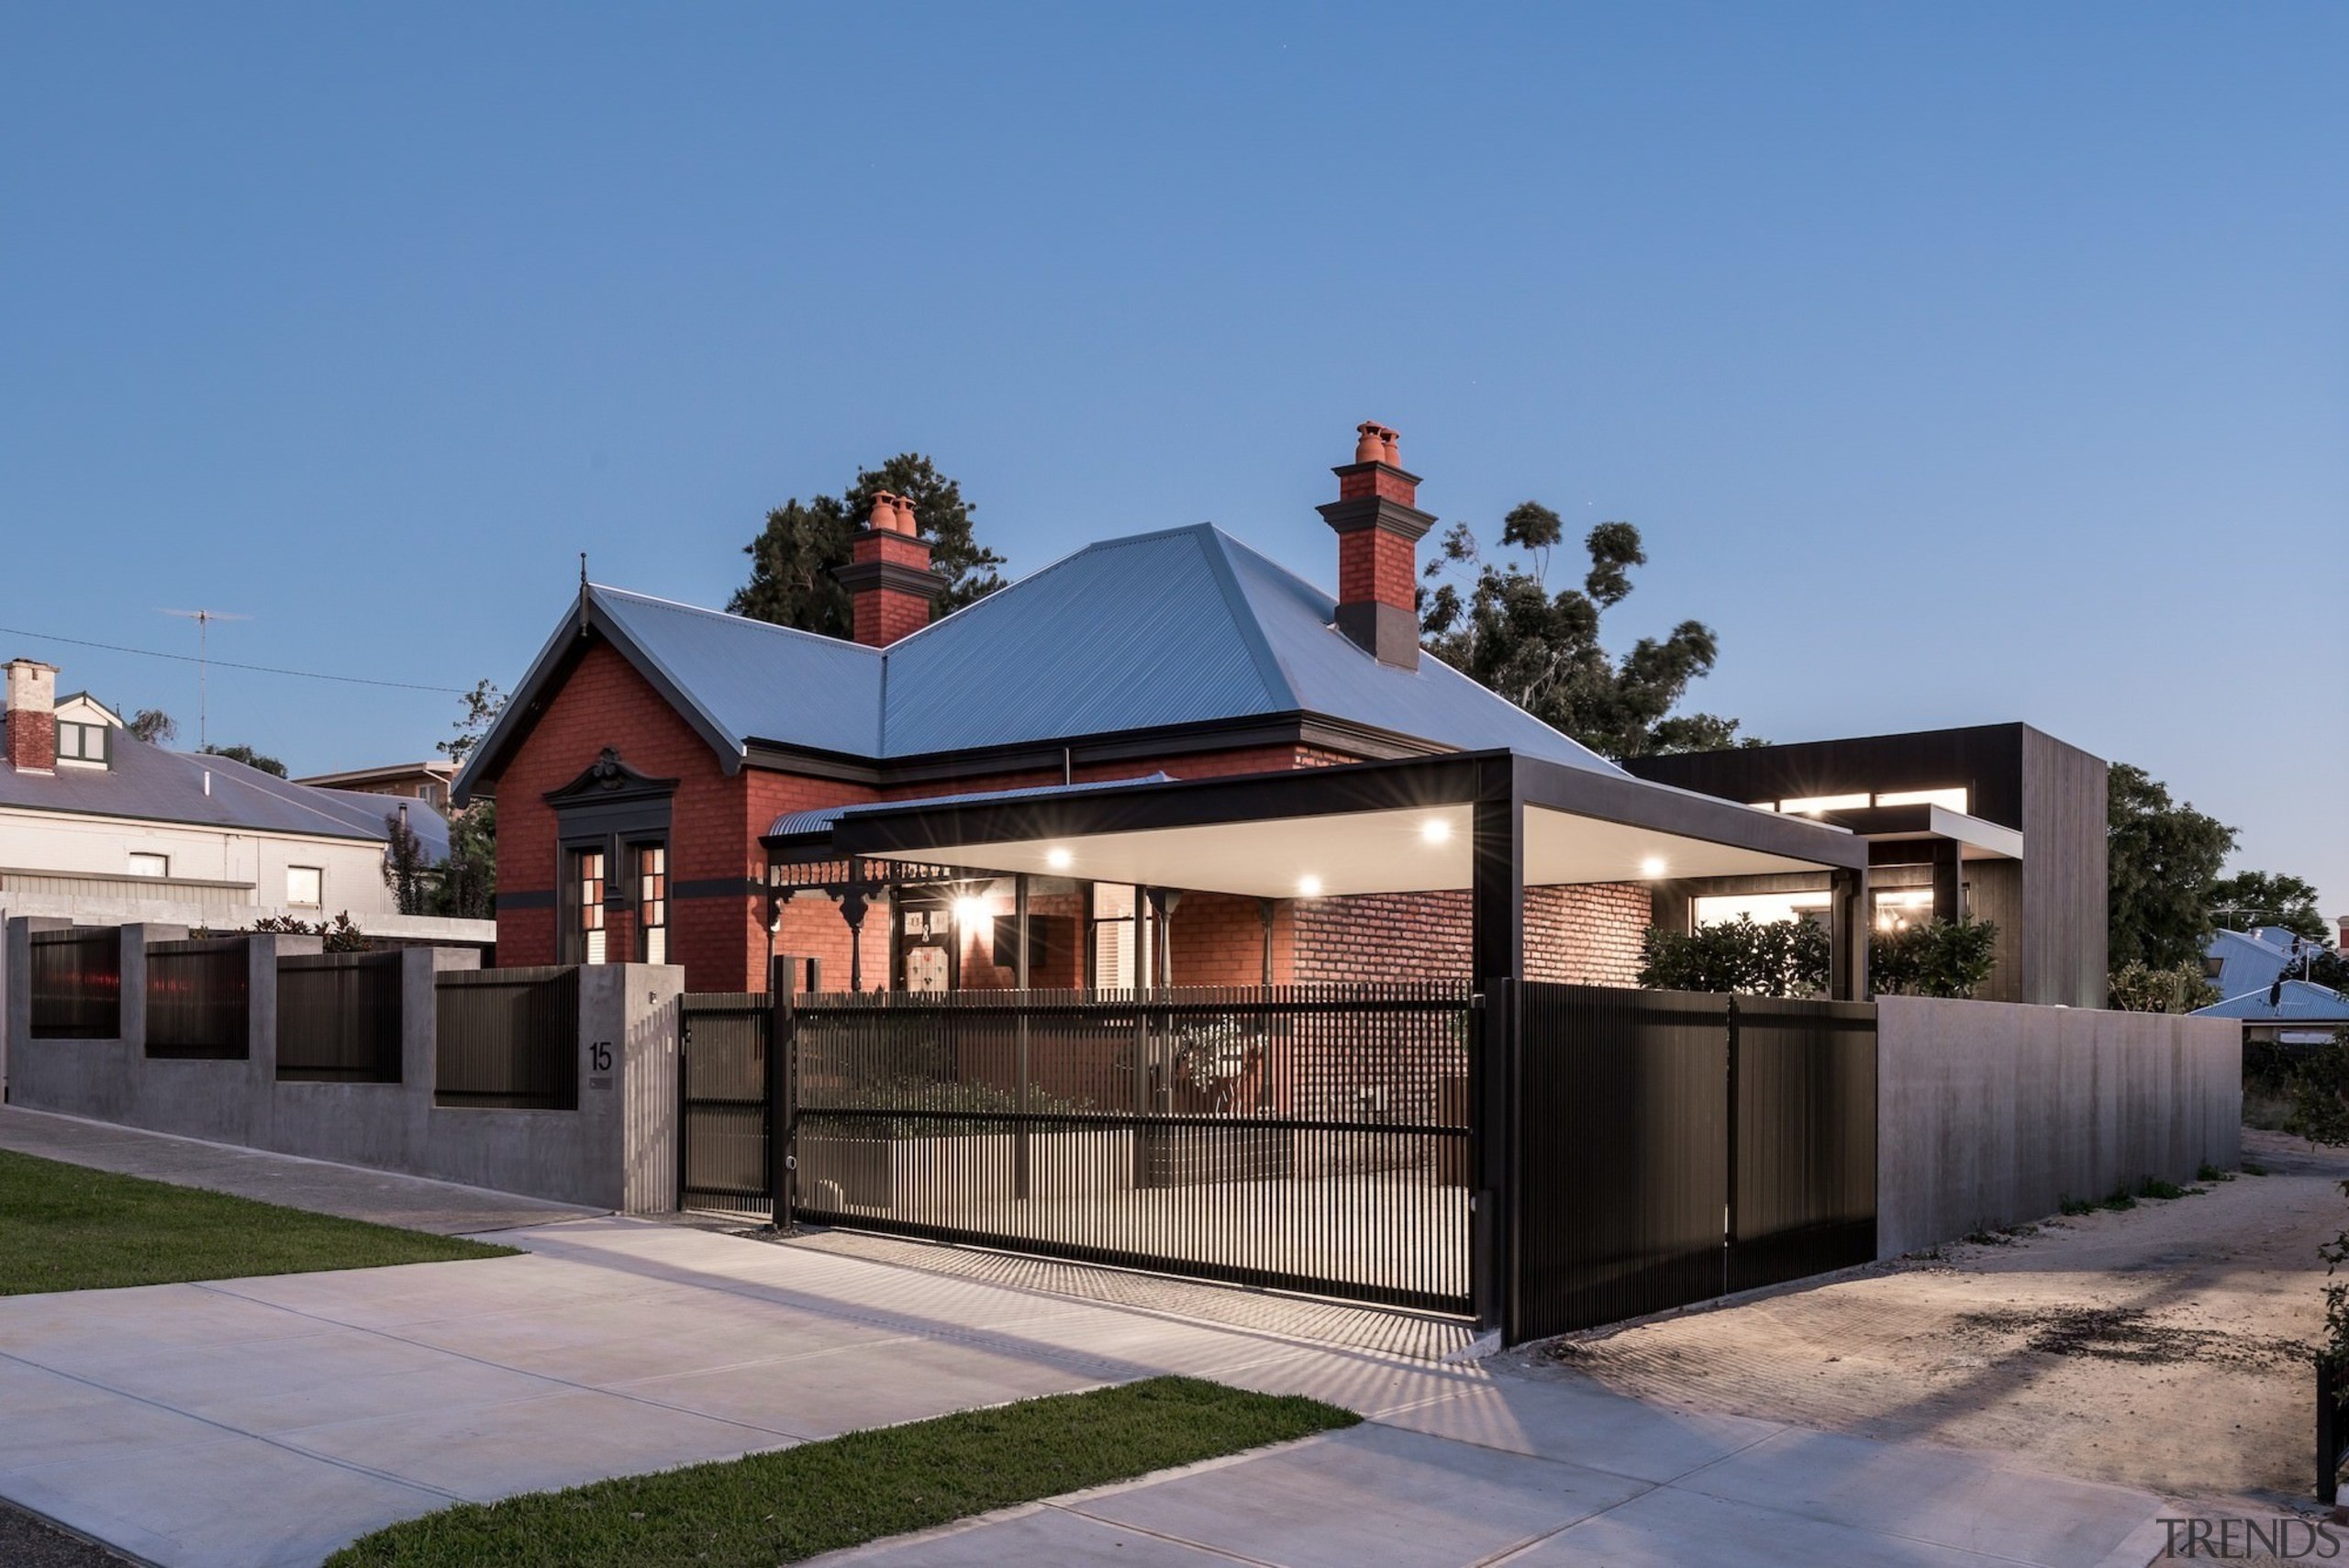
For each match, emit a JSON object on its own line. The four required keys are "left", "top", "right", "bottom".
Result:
{"left": 325, "top": 1376, "right": 1357, "bottom": 1568}
{"left": 0, "top": 1148, "right": 515, "bottom": 1295}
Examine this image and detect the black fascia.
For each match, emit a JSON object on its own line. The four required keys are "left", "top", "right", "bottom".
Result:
{"left": 1508, "top": 754, "right": 1871, "bottom": 872}
{"left": 788, "top": 748, "right": 1865, "bottom": 873}
{"left": 798, "top": 751, "right": 1493, "bottom": 859}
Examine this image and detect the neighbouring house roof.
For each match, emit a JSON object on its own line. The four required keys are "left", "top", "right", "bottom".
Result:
{"left": 2194, "top": 978, "right": 2349, "bottom": 1023}
{"left": 294, "top": 761, "right": 458, "bottom": 789}
{"left": 2203, "top": 925, "right": 2321, "bottom": 1001}
{"left": 0, "top": 734, "right": 450, "bottom": 861}
{"left": 767, "top": 773, "right": 1177, "bottom": 840}
{"left": 461, "top": 523, "right": 1621, "bottom": 797}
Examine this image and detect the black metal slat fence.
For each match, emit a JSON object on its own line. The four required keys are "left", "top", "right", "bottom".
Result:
{"left": 1511, "top": 982, "right": 1877, "bottom": 1342}
{"left": 146, "top": 937, "right": 250, "bottom": 1060}
{"left": 1729, "top": 995, "right": 1879, "bottom": 1294}
{"left": 435, "top": 966, "right": 579, "bottom": 1108}
{"left": 1516, "top": 985, "right": 1731, "bottom": 1337}
{"left": 782, "top": 984, "right": 1471, "bottom": 1313}
{"left": 277, "top": 951, "right": 404, "bottom": 1082}
{"left": 27, "top": 928, "right": 121, "bottom": 1040}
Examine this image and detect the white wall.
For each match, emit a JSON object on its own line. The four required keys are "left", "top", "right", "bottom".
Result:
{"left": 0, "top": 806, "right": 406, "bottom": 917}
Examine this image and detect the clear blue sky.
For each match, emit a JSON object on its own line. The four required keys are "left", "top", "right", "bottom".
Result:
{"left": 5, "top": 5, "right": 2343, "bottom": 917}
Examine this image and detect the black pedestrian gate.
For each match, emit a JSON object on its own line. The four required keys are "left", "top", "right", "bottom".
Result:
{"left": 679, "top": 992, "right": 782, "bottom": 1217}
{"left": 1509, "top": 983, "right": 1877, "bottom": 1342}
{"left": 697, "top": 985, "right": 1472, "bottom": 1314}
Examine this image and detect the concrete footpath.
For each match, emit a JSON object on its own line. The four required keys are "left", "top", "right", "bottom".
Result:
{"left": 0, "top": 1116, "right": 2175, "bottom": 1568}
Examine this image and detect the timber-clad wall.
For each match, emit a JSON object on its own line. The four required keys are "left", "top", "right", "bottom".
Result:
{"left": 2019, "top": 728, "right": 2108, "bottom": 1009}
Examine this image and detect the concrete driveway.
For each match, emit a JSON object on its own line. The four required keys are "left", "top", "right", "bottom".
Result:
{"left": 0, "top": 1208, "right": 2176, "bottom": 1568}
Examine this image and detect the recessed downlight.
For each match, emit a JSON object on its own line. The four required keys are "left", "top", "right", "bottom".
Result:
{"left": 1420, "top": 817, "right": 1453, "bottom": 844}
{"left": 1639, "top": 856, "right": 1668, "bottom": 879}
{"left": 1044, "top": 847, "right": 1073, "bottom": 870}
{"left": 1297, "top": 874, "right": 1324, "bottom": 897}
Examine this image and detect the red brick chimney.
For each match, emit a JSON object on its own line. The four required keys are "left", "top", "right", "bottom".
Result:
{"left": 5, "top": 657, "right": 59, "bottom": 772}
{"left": 1317, "top": 422, "right": 1433, "bottom": 668}
{"left": 832, "top": 490, "right": 948, "bottom": 648}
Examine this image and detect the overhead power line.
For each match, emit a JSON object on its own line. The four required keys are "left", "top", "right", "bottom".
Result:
{"left": 0, "top": 624, "right": 471, "bottom": 695}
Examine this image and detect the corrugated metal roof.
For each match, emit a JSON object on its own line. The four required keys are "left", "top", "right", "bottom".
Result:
{"left": 768, "top": 773, "right": 1175, "bottom": 839}
{"left": 593, "top": 587, "right": 883, "bottom": 758}
{"left": 0, "top": 728, "right": 449, "bottom": 860}
{"left": 879, "top": 528, "right": 1290, "bottom": 754}
{"left": 557, "top": 524, "right": 1621, "bottom": 776}
{"left": 2195, "top": 979, "right": 2349, "bottom": 1021}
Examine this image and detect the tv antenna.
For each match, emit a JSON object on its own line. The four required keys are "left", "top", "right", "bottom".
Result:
{"left": 159, "top": 609, "right": 251, "bottom": 750}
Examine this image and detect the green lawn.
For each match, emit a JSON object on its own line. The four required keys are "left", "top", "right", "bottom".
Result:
{"left": 0, "top": 1148, "right": 516, "bottom": 1295}
{"left": 326, "top": 1377, "right": 1358, "bottom": 1568}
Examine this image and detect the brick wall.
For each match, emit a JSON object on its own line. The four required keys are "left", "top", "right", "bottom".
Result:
{"left": 1290, "top": 883, "right": 1648, "bottom": 987}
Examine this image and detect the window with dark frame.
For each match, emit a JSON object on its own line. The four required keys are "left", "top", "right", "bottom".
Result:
{"left": 576, "top": 848, "right": 607, "bottom": 964}
{"left": 635, "top": 842, "right": 666, "bottom": 964}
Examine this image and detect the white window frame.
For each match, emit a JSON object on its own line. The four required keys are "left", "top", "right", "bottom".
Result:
{"left": 286, "top": 865, "right": 323, "bottom": 907}
{"left": 127, "top": 851, "right": 170, "bottom": 879}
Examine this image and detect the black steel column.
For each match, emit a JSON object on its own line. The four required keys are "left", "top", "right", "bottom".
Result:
{"left": 767, "top": 977, "right": 796, "bottom": 1229}
{"left": 1830, "top": 865, "right": 1871, "bottom": 1000}
{"left": 1469, "top": 755, "right": 1524, "bottom": 1337}
{"left": 1929, "top": 840, "right": 1962, "bottom": 927}
{"left": 1014, "top": 873, "right": 1031, "bottom": 1201}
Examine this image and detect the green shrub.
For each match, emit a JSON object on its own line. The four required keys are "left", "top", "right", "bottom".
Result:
{"left": 1871, "top": 918, "right": 1999, "bottom": 999}
{"left": 1638, "top": 916, "right": 1829, "bottom": 996}
{"left": 2108, "top": 960, "right": 2221, "bottom": 1014}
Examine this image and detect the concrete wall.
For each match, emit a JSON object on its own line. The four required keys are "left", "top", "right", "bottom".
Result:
{"left": 3, "top": 915, "right": 681, "bottom": 1211}
{"left": 1876, "top": 995, "right": 2241, "bottom": 1257}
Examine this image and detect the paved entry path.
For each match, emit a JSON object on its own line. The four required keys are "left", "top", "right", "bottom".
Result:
{"left": 0, "top": 1118, "right": 2174, "bottom": 1568}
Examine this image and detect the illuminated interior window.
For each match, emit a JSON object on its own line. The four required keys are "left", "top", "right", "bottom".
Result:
{"left": 1875, "top": 787, "right": 1969, "bottom": 812}
{"left": 1872, "top": 888, "right": 1936, "bottom": 933}
{"left": 635, "top": 844, "right": 666, "bottom": 964}
{"left": 1694, "top": 892, "right": 1831, "bottom": 928}
{"left": 575, "top": 850, "right": 607, "bottom": 964}
{"left": 1778, "top": 794, "right": 1870, "bottom": 815}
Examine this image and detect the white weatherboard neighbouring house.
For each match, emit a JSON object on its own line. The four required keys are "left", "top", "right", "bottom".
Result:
{"left": 0, "top": 656, "right": 492, "bottom": 940}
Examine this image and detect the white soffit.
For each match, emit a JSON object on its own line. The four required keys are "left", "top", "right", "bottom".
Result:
{"left": 868, "top": 800, "right": 1841, "bottom": 900}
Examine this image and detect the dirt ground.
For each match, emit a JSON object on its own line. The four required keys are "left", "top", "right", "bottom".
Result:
{"left": 1516, "top": 1129, "right": 2349, "bottom": 1508}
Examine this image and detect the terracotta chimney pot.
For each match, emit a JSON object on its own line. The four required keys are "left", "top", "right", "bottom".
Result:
{"left": 1378, "top": 427, "right": 1401, "bottom": 465}
{"left": 1353, "top": 422, "right": 1386, "bottom": 465}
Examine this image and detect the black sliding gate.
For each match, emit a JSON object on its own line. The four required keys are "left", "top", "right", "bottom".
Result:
{"left": 771, "top": 985, "right": 1471, "bottom": 1313}
{"left": 676, "top": 981, "right": 1873, "bottom": 1332}
{"left": 1510, "top": 983, "right": 1877, "bottom": 1342}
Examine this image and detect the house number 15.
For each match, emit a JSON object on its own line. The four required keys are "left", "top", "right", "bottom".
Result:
{"left": 587, "top": 1041, "right": 613, "bottom": 1073}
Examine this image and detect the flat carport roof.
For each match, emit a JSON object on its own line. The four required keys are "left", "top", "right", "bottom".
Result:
{"left": 771, "top": 750, "right": 1867, "bottom": 899}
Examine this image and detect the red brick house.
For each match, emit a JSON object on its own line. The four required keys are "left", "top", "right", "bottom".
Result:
{"left": 454, "top": 427, "right": 1680, "bottom": 995}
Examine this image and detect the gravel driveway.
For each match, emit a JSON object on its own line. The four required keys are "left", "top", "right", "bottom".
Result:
{"left": 1523, "top": 1128, "right": 2346, "bottom": 1507}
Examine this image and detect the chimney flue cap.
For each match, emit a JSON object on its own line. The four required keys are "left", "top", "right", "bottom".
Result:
{"left": 867, "top": 491, "right": 913, "bottom": 535}
{"left": 1353, "top": 422, "right": 1385, "bottom": 464}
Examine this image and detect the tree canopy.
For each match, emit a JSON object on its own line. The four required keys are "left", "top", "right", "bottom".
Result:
{"left": 2106, "top": 762, "right": 2237, "bottom": 972}
{"left": 128, "top": 708, "right": 176, "bottom": 744}
{"left": 202, "top": 742, "right": 286, "bottom": 778}
{"left": 730, "top": 454, "right": 1006, "bottom": 638}
{"left": 2206, "top": 870, "right": 2329, "bottom": 944}
{"left": 1418, "top": 507, "right": 1757, "bottom": 760}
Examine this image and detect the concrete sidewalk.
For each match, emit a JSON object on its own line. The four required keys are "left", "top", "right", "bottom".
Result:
{"left": 0, "top": 1210, "right": 2171, "bottom": 1568}
{"left": 0, "top": 1104, "right": 596, "bottom": 1235}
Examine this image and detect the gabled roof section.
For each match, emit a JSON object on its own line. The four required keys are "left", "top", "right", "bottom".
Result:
{"left": 462, "top": 527, "right": 1623, "bottom": 796}
{"left": 877, "top": 527, "right": 1293, "bottom": 755}
{"left": 0, "top": 735, "right": 448, "bottom": 859}
{"left": 2195, "top": 979, "right": 2349, "bottom": 1022}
